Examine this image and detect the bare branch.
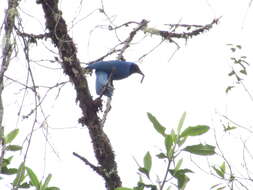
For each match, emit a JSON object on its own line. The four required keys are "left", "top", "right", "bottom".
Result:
{"left": 143, "top": 18, "right": 220, "bottom": 40}
{"left": 73, "top": 152, "right": 103, "bottom": 176}
{"left": 16, "top": 30, "right": 50, "bottom": 41}
{"left": 117, "top": 19, "right": 148, "bottom": 60}
{"left": 101, "top": 98, "right": 112, "bottom": 127}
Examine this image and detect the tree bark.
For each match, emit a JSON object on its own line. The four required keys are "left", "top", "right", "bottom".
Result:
{"left": 0, "top": 0, "right": 19, "bottom": 172}
{"left": 37, "top": 0, "right": 122, "bottom": 189}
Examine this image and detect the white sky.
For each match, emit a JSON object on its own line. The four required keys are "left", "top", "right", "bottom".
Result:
{"left": 1, "top": 0, "right": 253, "bottom": 189}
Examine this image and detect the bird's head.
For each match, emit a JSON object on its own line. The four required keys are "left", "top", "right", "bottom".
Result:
{"left": 130, "top": 64, "right": 145, "bottom": 83}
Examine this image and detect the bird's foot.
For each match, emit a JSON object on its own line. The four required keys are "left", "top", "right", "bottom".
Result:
{"left": 93, "top": 97, "right": 103, "bottom": 112}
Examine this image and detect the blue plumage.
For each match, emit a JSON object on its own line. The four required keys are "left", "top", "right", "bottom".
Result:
{"left": 95, "top": 71, "right": 113, "bottom": 97}
{"left": 86, "top": 60, "right": 144, "bottom": 97}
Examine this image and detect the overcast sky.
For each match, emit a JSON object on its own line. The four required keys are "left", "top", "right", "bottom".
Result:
{"left": 1, "top": 0, "right": 253, "bottom": 189}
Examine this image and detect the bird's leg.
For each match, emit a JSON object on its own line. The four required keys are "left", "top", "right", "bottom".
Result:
{"left": 93, "top": 97, "right": 103, "bottom": 111}
{"left": 107, "top": 79, "right": 114, "bottom": 93}
{"left": 97, "top": 70, "right": 115, "bottom": 126}
{"left": 107, "top": 69, "right": 115, "bottom": 90}
{"left": 101, "top": 97, "right": 112, "bottom": 127}
{"left": 98, "top": 70, "right": 115, "bottom": 99}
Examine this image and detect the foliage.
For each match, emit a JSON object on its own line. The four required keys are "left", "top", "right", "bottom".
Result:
{"left": 0, "top": 129, "right": 60, "bottom": 190}
{"left": 225, "top": 44, "right": 250, "bottom": 94}
{"left": 1, "top": 0, "right": 252, "bottom": 189}
{"left": 117, "top": 112, "right": 216, "bottom": 190}
{"left": 1, "top": 129, "right": 22, "bottom": 176}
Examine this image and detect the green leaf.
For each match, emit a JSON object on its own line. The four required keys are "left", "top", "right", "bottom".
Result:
{"left": 180, "top": 125, "right": 209, "bottom": 137}
{"left": 115, "top": 188, "right": 133, "bottom": 190}
{"left": 45, "top": 187, "right": 60, "bottom": 190}
{"left": 134, "top": 186, "right": 144, "bottom": 190}
{"left": 174, "top": 159, "right": 183, "bottom": 172}
{"left": 236, "top": 45, "right": 242, "bottom": 49}
{"left": 220, "top": 162, "right": 226, "bottom": 174}
{"left": 26, "top": 167, "right": 40, "bottom": 189}
{"left": 19, "top": 182, "right": 31, "bottom": 188}
{"left": 210, "top": 183, "right": 222, "bottom": 189}
{"left": 210, "top": 183, "right": 226, "bottom": 190}
{"left": 5, "top": 129, "right": 19, "bottom": 144}
{"left": 135, "top": 182, "right": 157, "bottom": 190}
{"left": 228, "top": 70, "right": 235, "bottom": 76}
{"left": 225, "top": 86, "right": 234, "bottom": 93}
{"left": 13, "top": 162, "right": 25, "bottom": 186}
{"left": 183, "top": 144, "right": 215, "bottom": 156}
{"left": 213, "top": 162, "right": 226, "bottom": 178}
{"left": 6, "top": 145, "right": 22, "bottom": 151}
{"left": 169, "top": 169, "right": 192, "bottom": 190}
{"left": 235, "top": 75, "right": 242, "bottom": 82}
{"left": 138, "top": 167, "right": 148, "bottom": 176}
{"left": 212, "top": 166, "right": 224, "bottom": 178}
{"left": 165, "top": 135, "right": 173, "bottom": 157}
{"left": 178, "top": 136, "right": 187, "bottom": 147}
{"left": 177, "top": 112, "right": 186, "bottom": 134}
{"left": 230, "top": 47, "right": 236, "bottom": 52}
{"left": 41, "top": 174, "right": 52, "bottom": 190}
{"left": 144, "top": 152, "right": 152, "bottom": 175}
{"left": 147, "top": 113, "right": 166, "bottom": 136}
{"left": 135, "top": 180, "right": 145, "bottom": 190}
{"left": 169, "top": 169, "right": 193, "bottom": 176}
{"left": 2, "top": 156, "right": 13, "bottom": 168}
{"left": 224, "top": 125, "right": 236, "bottom": 132}
{"left": 240, "top": 69, "right": 247, "bottom": 75}
{"left": 217, "top": 186, "right": 226, "bottom": 190}
{"left": 156, "top": 153, "right": 167, "bottom": 159}
{"left": 178, "top": 174, "right": 189, "bottom": 190}
{"left": 1, "top": 167, "right": 18, "bottom": 175}
{"left": 170, "top": 129, "right": 177, "bottom": 143}
{"left": 139, "top": 152, "right": 152, "bottom": 178}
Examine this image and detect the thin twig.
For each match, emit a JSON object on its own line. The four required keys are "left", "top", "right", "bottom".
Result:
{"left": 0, "top": 0, "right": 20, "bottom": 173}
{"left": 109, "top": 21, "right": 140, "bottom": 30}
{"left": 222, "top": 115, "right": 253, "bottom": 134}
{"left": 138, "top": 39, "right": 165, "bottom": 61}
{"left": 98, "top": 69, "right": 115, "bottom": 99}
{"left": 143, "top": 17, "right": 220, "bottom": 40}
{"left": 117, "top": 19, "right": 148, "bottom": 60}
{"left": 101, "top": 97, "right": 112, "bottom": 126}
{"left": 88, "top": 49, "right": 121, "bottom": 65}
{"left": 73, "top": 152, "right": 103, "bottom": 175}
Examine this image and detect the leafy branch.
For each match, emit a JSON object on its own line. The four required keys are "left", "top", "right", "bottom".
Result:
{"left": 117, "top": 112, "right": 215, "bottom": 190}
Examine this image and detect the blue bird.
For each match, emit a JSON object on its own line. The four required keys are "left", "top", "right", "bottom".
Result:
{"left": 86, "top": 60, "right": 144, "bottom": 97}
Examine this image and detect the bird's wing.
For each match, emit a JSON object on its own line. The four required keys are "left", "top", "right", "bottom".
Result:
{"left": 87, "top": 60, "right": 135, "bottom": 80}
{"left": 86, "top": 61, "right": 116, "bottom": 71}
{"left": 87, "top": 61, "right": 129, "bottom": 71}
{"left": 95, "top": 71, "right": 113, "bottom": 97}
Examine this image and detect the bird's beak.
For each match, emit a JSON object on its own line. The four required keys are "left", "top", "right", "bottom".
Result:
{"left": 140, "top": 73, "right": 145, "bottom": 83}
{"left": 134, "top": 65, "right": 145, "bottom": 83}
{"left": 137, "top": 70, "right": 145, "bottom": 83}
